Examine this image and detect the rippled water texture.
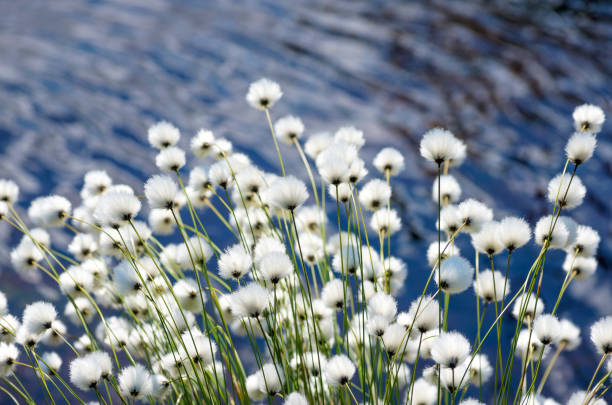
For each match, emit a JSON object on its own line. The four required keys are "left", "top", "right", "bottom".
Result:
{"left": 1, "top": 0, "right": 611, "bottom": 401}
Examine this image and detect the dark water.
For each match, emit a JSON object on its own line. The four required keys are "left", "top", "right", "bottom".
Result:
{"left": 1, "top": 0, "right": 611, "bottom": 402}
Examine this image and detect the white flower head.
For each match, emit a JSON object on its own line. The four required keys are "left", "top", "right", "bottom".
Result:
{"left": 144, "top": 175, "right": 179, "bottom": 210}
{"left": 231, "top": 283, "right": 270, "bottom": 318}
{"left": 0, "top": 343, "right": 18, "bottom": 377}
{"left": 434, "top": 175, "right": 462, "bottom": 204}
{"left": 591, "top": 316, "right": 612, "bottom": 355}
{"left": 547, "top": 173, "right": 586, "bottom": 210}
{"left": 285, "top": 392, "right": 308, "bottom": 405}
{"left": 0, "top": 179, "right": 19, "bottom": 204}
{"left": 22, "top": 301, "right": 57, "bottom": 335}
{"left": 325, "top": 354, "right": 355, "bottom": 386}
{"left": 468, "top": 354, "right": 493, "bottom": 385}
{"left": 304, "top": 132, "right": 333, "bottom": 159}
{"left": 572, "top": 104, "right": 605, "bottom": 134}
{"left": 471, "top": 221, "right": 503, "bottom": 256}
{"left": 534, "top": 215, "right": 569, "bottom": 249}
{"left": 155, "top": 146, "right": 186, "bottom": 172}
{"left": 69, "top": 355, "right": 103, "bottom": 390}
{"left": 436, "top": 256, "right": 474, "bottom": 294}
{"left": 246, "top": 78, "right": 282, "bottom": 110}
{"left": 28, "top": 195, "right": 72, "bottom": 228}
{"left": 431, "top": 331, "right": 471, "bottom": 368}
{"left": 274, "top": 115, "right": 304, "bottom": 144}
{"left": 498, "top": 217, "right": 531, "bottom": 251}
{"left": 533, "top": 314, "right": 561, "bottom": 345}
{"left": 334, "top": 126, "right": 365, "bottom": 149}
{"left": 370, "top": 208, "right": 401, "bottom": 236}
{"left": 458, "top": 199, "right": 493, "bottom": 233}
{"left": 191, "top": 129, "right": 215, "bottom": 158}
{"left": 321, "top": 279, "right": 348, "bottom": 310}
{"left": 563, "top": 255, "right": 597, "bottom": 280}
{"left": 256, "top": 362, "right": 284, "bottom": 395}
{"left": 218, "top": 244, "right": 252, "bottom": 280}
{"left": 512, "top": 293, "right": 544, "bottom": 323}
{"left": 558, "top": 319, "right": 581, "bottom": 350}
{"left": 265, "top": 176, "right": 308, "bottom": 211}
{"left": 565, "top": 132, "right": 597, "bottom": 165}
{"left": 118, "top": 364, "right": 154, "bottom": 401}
{"left": 147, "top": 121, "right": 180, "bottom": 150}
{"left": 259, "top": 251, "right": 293, "bottom": 285}
{"left": 420, "top": 128, "right": 466, "bottom": 166}
{"left": 568, "top": 225, "right": 600, "bottom": 257}
{"left": 473, "top": 270, "right": 509, "bottom": 303}
{"left": 359, "top": 179, "right": 391, "bottom": 211}
{"left": 373, "top": 147, "right": 404, "bottom": 176}
{"left": 94, "top": 191, "right": 141, "bottom": 229}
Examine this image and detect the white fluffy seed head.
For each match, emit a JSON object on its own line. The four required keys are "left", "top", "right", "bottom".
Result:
{"left": 420, "top": 128, "right": 466, "bottom": 166}
{"left": 558, "top": 319, "right": 581, "bottom": 350}
{"left": 359, "top": 179, "right": 391, "bottom": 211}
{"left": 0, "top": 179, "right": 19, "bottom": 204}
{"left": 265, "top": 176, "right": 309, "bottom": 211}
{"left": 565, "top": 132, "right": 597, "bottom": 165}
{"left": 458, "top": 199, "right": 493, "bottom": 233}
{"left": 430, "top": 331, "right": 471, "bottom": 368}
{"left": 498, "top": 217, "right": 531, "bottom": 251}
{"left": 373, "top": 147, "right": 404, "bottom": 176}
{"left": 259, "top": 252, "right": 293, "bottom": 285}
{"left": 118, "top": 364, "right": 153, "bottom": 400}
{"left": 147, "top": 121, "right": 180, "bottom": 149}
{"left": 436, "top": 256, "right": 474, "bottom": 294}
{"left": 94, "top": 191, "right": 141, "bottom": 229}
{"left": 246, "top": 78, "right": 283, "bottom": 110}
{"left": 218, "top": 244, "right": 252, "bottom": 280}
{"left": 191, "top": 129, "right": 215, "bottom": 158}
{"left": 547, "top": 173, "right": 586, "bottom": 210}
{"left": 155, "top": 146, "right": 186, "bottom": 172}
{"left": 144, "top": 175, "right": 179, "bottom": 210}
{"left": 28, "top": 195, "right": 72, "bottom": 228}
{"left": 334, "top": 126, "right": 365, "bottom": 149}
{"left": 321, "top": 279, "right": 348, "bottom": 310}
{"left": 231, "top": 283, "right": 270, "bottom": 318}
{"left": 274, "top": 115, "right": 304, "bottom": 144}
{"left": 591, "top": 316, "right": 612, "bottom": 355}
{"left": 534, "top": 215, "right": 568, "bottom": 249}
{"left": 433, "top": 175, "right": 462, "bottom": 204}
{"left": 512, "top": 293, "right": 544, "bottom": 323}
{"left": 256, "top": 362, "right": 284, "bottom": 395}
{"left": 567, "top": 225, "right": 600, "bottom": 257}
{"left": 473, "top": 270, "right": 509, "bottom": 303}
{"left": 471, "top": 221, "right": 503, "bottom": 256}
{"left": 572, "top": 104, "right": 605, "bottom": 134}
{"left": 533, "top": 314, "right": 561, "bottom": 345}
{"left": 468, "top": 354, "right": 493, "bottom": 385}
{"left": 426, "top": 241, "right": 461, "bottom": 267}
{"left": 285, "top": 392, "right": 308, "bottom": 405}
{"left": 22, "top": 301, "right": 57, "bottom": 334}
{"left": 370, "top": 208, "right": 401, "bottom": 236}
{"left": 563, "top": 255, "right": 597, "bottom": 280}
{"left": 325, "top": 354, "right": 355, "bottom": 386}
{"left": 367, "top": 292, "right": 397, "bottom": 321}
{"left": 70, "top": 355, "right": 103, "bottom": 390}
{"left": 0, "top": 342, "right": 19, "bottom": 377}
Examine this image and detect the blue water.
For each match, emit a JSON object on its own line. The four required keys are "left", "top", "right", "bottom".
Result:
{"left": 0, "top": 0, "right": 611, "bottom": 402}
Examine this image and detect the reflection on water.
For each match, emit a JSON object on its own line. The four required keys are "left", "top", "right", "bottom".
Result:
{"left": 0, "top": 0, "right": 610, "bottom": 401}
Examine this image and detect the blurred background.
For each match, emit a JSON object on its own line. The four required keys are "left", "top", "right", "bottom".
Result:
{"left": 0, "top": 0, "right": 611, "bottom": 402}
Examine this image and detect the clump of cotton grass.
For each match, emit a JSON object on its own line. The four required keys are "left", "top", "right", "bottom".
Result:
{"left": 0, "top": 90, "right": 607, "bottom": 405}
